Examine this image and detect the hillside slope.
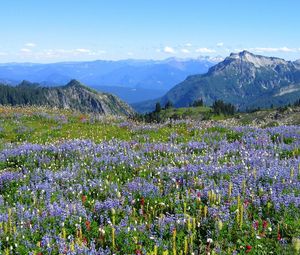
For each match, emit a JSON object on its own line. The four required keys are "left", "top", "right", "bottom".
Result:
{"left": 134, "top": 51, "right": 300, "bottom": 112}
{"left": 0, "top": 80, "right": 134, "bottom": 116}
{"left": 163, "top": 51, "right": 300, "bottom": 109}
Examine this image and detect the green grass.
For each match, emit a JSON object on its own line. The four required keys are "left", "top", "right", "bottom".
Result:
{"left": 0, "top": 106, "right": 209, "bottom": 144}
{"left": 0, "top": 106, "right": 300, "bottom": 254}
{"left": 160, "top": 106, "right": 211, "bottom": 119}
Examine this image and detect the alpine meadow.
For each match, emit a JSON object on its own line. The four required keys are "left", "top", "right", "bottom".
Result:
{"left": 0, "top": 1, "right": 300, "bottom": 254}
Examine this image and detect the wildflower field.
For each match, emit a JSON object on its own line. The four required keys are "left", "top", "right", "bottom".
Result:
{"left": 0, "top": 106, "right": 299, "bottom": 254}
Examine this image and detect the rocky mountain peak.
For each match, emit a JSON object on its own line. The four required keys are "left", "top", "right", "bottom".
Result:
{"left": 18, "top": 80, "right": 40, "bottom": 88}
{"left": 227, "top": 51, "right": 287, "bottom": 68}
{"left": 229, "top": 50, "right": 253, "bottom": 58}
{"left": 66, "top": 79, "right": 84, "bottom": 88}
{"left": 156, "top": 51, "right": 300, "bottom": 111}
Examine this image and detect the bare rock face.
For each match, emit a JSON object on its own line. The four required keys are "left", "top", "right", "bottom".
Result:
{"left": 44, "top": 79, "right": 135, "bottom": 115}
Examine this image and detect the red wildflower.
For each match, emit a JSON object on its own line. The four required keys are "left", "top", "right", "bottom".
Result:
{"left": 244, "top": 200, "right": 250, "bottom": 207}
{"left": 262, "top": 220, "right": 268, "bottom": 229}
{"left": 136, "top": 249, "right": 142, "bottom": 255}
{"left": 277, "top": 232, "right": 281, "bottom": 241}
{"left": 246, "top": 245, "right": 252, "bottom": 253}
{"left": 82, "top": 237, "right": 88, "bottom": 245}
{"left": 81, "top": 195, "right": 87, "bottom": 204}
{"left": 140, "top": 197, "right": 145, "bottom": 206}
{"left": 85, "top": 220, "right": 91, "bottom": 231}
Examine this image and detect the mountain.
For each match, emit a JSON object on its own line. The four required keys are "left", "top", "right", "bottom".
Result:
{"left": 0, "top": 80, "right": 134, "bottom": 116}
{"left": 134, "top": 51, "right": 300, "bottom": 112}
{"left": 295, "top": 59, "right": 300, "bottom": 66}
{"left": 92, "top": 58, "right": 216, "bottom": 91}
{"left": 0, "top": 58, "right": 217, "bottom": 102}
{"left": 94, "top": 86, "right": 166, "bottom": 104}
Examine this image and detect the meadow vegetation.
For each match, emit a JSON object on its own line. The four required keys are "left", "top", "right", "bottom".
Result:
{"left": 0, "top": 106, "right": 299, "bottom": 254}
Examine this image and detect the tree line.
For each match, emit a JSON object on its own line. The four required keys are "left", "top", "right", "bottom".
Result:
{"left": 135, "top": 98, "right": 236, "bottom": 123}
{"left": 0, "top": 83, "right": 48, "bottom": 106}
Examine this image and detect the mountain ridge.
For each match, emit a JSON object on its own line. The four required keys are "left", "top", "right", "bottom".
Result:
{"left": 0, "top": 58, "right": 218, "bottom": 103}
{"left": 0, "top": 58, "right": 217, "bottom": 89}
{"left": 133, "top": 51, "right": 300, "bottom": 112}
{"left": 0, "top": 80, "right": 134, "bottom": 116}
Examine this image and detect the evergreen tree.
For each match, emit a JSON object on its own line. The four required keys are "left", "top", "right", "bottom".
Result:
{"left": 164, "top": 100, "right": 173, "bottom": 109}
{"left": 294, "top": 98, "right": 300, "bottom": 107}
{"left": 155, "top": 102, "right": 161, "bottom": 113}
{"left": 192, "top": 99, "right": 203, "bottom": 107}
{"left": 212, "top": 99, "right": 235, "bottom": 116}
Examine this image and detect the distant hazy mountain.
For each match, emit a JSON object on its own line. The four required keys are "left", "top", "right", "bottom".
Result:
{"left": 133, "top": 51, "right": 300, "bottom": 112}
{"left": 0, "top": 58, "right": 217, "bottom": 102}
{"left": 0, "top": 80, "right": 134, "bottom": 116}
{"left": 94, "top": 86, "right": 166, "bottom": 103}
{"left": 91, "top": 58, "right": 216, "bottom": 91}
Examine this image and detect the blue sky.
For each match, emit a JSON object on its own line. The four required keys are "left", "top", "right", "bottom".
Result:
{"left": 0, "top": 0, "right": 299, "bottom": 62}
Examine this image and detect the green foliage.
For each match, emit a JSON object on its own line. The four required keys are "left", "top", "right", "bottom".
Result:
{"left": 164, "top": 100, "right": 173, "bottom": 109}
{"left": 271, "top": 134, "right": 295, "bottom": 144}
{"left": 0, "top": 83, "right": 48, "bottom": 106}
{"left": 212, "top": 99, "right": 235, "bottom": 116}
{"left": 139, "top": 105, "right": 212, "bottom": 123}
{"left": 0, "top": 105, "right": 299, "bottom": 254}
{"left": 155, "top": 102, "right": 161, "bottom": 113}
{"left": 263, "top": 121, "right": 280, "bottom": 128}
{"left": 191, "top": 98, "right": 204, "bottom": 107}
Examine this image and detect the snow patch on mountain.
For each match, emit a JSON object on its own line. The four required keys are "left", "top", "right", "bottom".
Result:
{"left": 274, "top": 84, "right": 300, "bottom": 96}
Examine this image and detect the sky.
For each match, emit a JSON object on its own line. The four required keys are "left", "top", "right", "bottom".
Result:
{"left": 0, "top": 0, "right": 300, "bottom": 63}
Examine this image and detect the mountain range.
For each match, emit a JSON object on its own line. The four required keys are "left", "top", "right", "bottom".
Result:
{"left": 0, "top": 57, "right": 217, "bottom": 103}
{"left": 134, "top": 51, "right": 300, "bottom": 112}
{"left": 0, "top": 80, "right": 134, "bottom": 116}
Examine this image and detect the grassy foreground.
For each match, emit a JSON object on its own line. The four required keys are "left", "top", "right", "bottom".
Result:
{"left": 0, "top": 106, "right": 299, "bottom": 254}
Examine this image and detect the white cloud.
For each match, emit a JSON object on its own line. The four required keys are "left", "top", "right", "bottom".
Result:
{"left": 279, "top": 46, "right": 295, "bottom": 52}
{"left": 233, "top": 48, "right": 244, "bottom": 53}
{"left": 20, "top": 48, "right": 31, "bottom": 53}
{"left": 25, "top": 48, "right": 107, "bottom": 60}
{"left": 185, "top": 43, "right": 192, "bottom": 47}
{"left": 216, "top": 42, "right": 224, "bottom": 47}
{"left": 43, "top": 49, "right": 69, "bottom": 56}
{"left": 250, "top": 47, "right": 295, "bottom": 53}
{"left": 0, "top": 52, "right": 7, "bottom": 56}
{"left": 98, "top": 50, "right": 106, "bottom": 54}
{"left": 25, "top": 43, "right": 36, "bottom": 47}
{"left": 195, "top": 48, "right": 216, "bottom": 53}
{"left": 75, "top": 48, "right": 91, "bottom": 53}
{"left": 181, "top": 48, "right": 190, "bottom": 54}
{"left": 127, "top": 52, "right": 133, "bottom": 56}
{"left": 163, "top": 46, "right": 175, "bottom": 53}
